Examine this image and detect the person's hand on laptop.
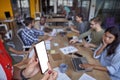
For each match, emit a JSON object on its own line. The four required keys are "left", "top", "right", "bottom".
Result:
{"left": 79, "top": 63, "right": 93, "bottom": 71}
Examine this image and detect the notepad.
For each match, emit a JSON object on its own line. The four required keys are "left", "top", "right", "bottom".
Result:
{"left": 50, "top": 50, "right": 56, "bottom": 54}
{"left": 54, "top": 67, "right": 71, "bottom": 80}
{"left": 60, "top": 46, "right": 78, "bottom": 55}
{"left": 79, "top": 73, "right": 96, "bottom": 80}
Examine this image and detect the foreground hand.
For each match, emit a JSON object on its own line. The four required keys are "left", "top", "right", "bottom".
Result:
{"left": 102, "top": 36, "right": 108, "bottom": 47}
{"left": 69, "top": 39, "right": 78, "bottom": 44}
{"left": 48, "top": 70, "right": 58, "bottom": 80}
{"left": 41, "top": 63, "right": 58, "bottom": 80}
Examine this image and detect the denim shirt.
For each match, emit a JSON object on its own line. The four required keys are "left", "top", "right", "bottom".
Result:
{"left": 94, "top": 44, "right": 120, "bottom": 80}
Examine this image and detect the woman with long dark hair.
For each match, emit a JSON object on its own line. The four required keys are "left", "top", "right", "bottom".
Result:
{"left": 80, "top": 26, "right": 120, "bottom": 80}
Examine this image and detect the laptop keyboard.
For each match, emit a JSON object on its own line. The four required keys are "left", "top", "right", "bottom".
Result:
{"left": 72, "top": 58, "right": 85, "bottom": 71}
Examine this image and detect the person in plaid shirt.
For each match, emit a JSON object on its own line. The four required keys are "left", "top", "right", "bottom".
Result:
{"left": 20, "top": 17, "right": 51, "bottom": 46}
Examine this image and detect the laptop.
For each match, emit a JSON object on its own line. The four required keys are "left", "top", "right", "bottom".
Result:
{"left": 71, "top": 57, "right": 88, "bottom": 72}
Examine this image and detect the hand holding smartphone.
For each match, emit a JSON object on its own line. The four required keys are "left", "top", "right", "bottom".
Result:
{"left": 34, "top": 41, "right": 49, "bottom": 74}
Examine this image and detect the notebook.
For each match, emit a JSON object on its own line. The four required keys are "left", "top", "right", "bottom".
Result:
{"left": 71, "top": 57, "right": 88, "bottom": 72}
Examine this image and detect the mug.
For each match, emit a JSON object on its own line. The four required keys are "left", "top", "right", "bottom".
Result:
{"left": 59, "top": 63, "right": 68, "bottom": 73}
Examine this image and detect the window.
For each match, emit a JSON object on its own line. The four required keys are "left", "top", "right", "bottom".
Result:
{"left": 50, "top": 0, "right": 73, "bottom": 6}
{"left": 17, "top": 0, "right": 29, "bottom": 8}
{"left": 11, "top": 0, "right": 30, "bottom": 18}
{"left": 50, "top": 0, "right": 54, "bottom": 6}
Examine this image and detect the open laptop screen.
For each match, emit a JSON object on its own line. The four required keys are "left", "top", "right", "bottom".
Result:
{"left": 34, "top": 41, "right": 48, "bottom": 74}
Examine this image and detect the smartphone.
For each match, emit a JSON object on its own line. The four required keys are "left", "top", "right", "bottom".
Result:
{"left": 74, "top": 52, "right": 83, "bottom": 57}
{"left": 34, "top": 41, "right": 48, "bottom": 74}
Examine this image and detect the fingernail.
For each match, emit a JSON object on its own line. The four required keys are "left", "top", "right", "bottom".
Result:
{"left": 48, "top": 70, "right": 52, "bottom": 74}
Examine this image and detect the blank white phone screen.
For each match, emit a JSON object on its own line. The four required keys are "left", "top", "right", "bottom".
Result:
{"left": 35, "top": 41, "right": 48, "bottom": 73}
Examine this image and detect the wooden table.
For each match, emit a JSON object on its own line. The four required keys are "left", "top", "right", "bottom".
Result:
{"left": 15, "top": 30, "right": 110, "bottom": 80}
{"left": 46, "top": 18, "right": 68, "bottom": 23}
{"left": 46, "top": 18, "right": 68, "bottom": 26}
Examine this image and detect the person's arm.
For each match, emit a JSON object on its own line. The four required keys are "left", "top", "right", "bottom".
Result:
{"left": 95, "top": 44, "right": 106, "bottom": 56}
{"left": 9, "top": 47, "right": 28, "bottom": 55}
{"left": 33, "top": 28, "right": 44, "bottom": 36}
{"left": 82, "top": 39, "right": 97, "bottom": 48}
{"left": 22, "top": 29, "right": 38, "bottom": 42}
{"left": 81, "top": 45, "right": 120, "bottom": 73}
{"left": 13, "top": 56, "right": 40, "bottom": 79}
{"left": 92, "top": 64, "right": 108, "bottom": 71}
{"left": 78, "top": 29, "right": 91, "bottom": 39}
{"left": 88, "top": 43, "right": 97, "bottom": 48}
{"left": 80, "top": 63, "right": 108, "bottom": 72}
{"left": 95, "top": 37, "right": 107, "bottom": 56}
{"left": 70, "top": 26, "right": 80, "bottom": 34}
{"left": 20, "top": 56, "right": 40, "bottom": 78}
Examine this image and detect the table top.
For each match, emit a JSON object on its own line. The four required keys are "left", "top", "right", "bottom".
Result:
{"left": 3, "top": 19, "right": 14, "bottom": 22}
{"left": 14, "top": 27, "right": 110, "bottom": 80}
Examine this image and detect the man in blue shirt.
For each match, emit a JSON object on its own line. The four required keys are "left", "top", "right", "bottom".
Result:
{"left": 21, "top": 17, "right": 48, "bottom": 46}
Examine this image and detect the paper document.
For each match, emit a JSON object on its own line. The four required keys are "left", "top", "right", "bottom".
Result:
{"left": 49, "top": 29, "right": 57, "bottom": 36}
{"left": 60, "top": 46, "right": 78, "bottom": 54}
{"left": 79, "top": 73, "right": 96, "bottom": 80}
{"left": 56, "top": 29, "right": 64, "bottom": 33}
{"left": 54, "top": 67, "right": 71, "bottom": 80}
{"left": 28, "top": 48, "right": 35, "bottom": 58}
{"left": 45, "top": 40, "right": 51, "bottom": 50}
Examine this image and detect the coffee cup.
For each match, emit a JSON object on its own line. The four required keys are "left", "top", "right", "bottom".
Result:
{"left": 59, "top": 63, "right": 68, "bottom": 73}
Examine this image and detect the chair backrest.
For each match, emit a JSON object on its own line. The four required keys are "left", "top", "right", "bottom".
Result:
{"left": 17, "top": 28, "right": 31, "bottom": 50}
{"left": 0, "top": 24, "right": 8, "bottom": 32}
{"left": 5, "top": 30, "right": 12, "bottom": 40}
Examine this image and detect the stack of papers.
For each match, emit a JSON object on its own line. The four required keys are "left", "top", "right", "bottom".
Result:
{"left": 54, "top": 67, "right": 71, "bottom": 80}
{"left": 60, "top": 46, "right": 78, "bottom": 54}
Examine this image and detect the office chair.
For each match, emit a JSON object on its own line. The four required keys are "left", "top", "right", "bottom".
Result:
{"left": 17, "top": 28, "right": 31, "bottom": 51}
{"left": 0, "top": 24, "right": 8, "bottom": 31}
{"left": 0, "top": 24, "right": 12, "bottom": 40}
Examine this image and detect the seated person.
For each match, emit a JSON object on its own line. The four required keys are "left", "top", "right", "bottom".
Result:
{"left": 70, "top": 14, "right": 86, "bottom": 34}
{"left": 0, "top": 33, "right": 28, "bottom": 64}
{"left": 79, "top": 26, "right": 120, "bottom": 80}
{"left": 34, "top": 16, "right": 53, "bottom": 36}
{"left": 64, "top": 6, "right": 70, "bottom": 18}
{"left": 70, "top": 16, "right": 104, "bottom": 49}
{"left": 58, "top": 5, "right": 66, "bottom": 16}
{"left": 0, "top": 40, "right": 57, "bottom": 80}
{"left": 34, "top": 16, "right": 48, "bottom": 30}
{"left": 20, "top": 17, "right": 52, "bottom": 46}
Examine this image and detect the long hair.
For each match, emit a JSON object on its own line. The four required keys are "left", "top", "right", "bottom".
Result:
{"left": 105, "top": 26, "right": 120, "bottom": 56}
